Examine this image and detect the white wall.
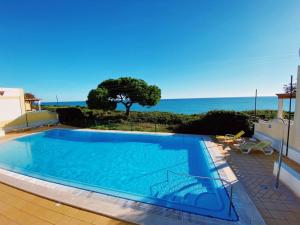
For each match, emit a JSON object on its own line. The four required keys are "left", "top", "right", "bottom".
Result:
{"left": 0, "top": 98, "right": 23, "bottom": 121}
{"left": 293, "top": 65, "right": 300, "bottom": 147}
{"left": 0, "top": 87, "right": 25, "bottom": 127}
{"left": 273, "top": 161, "right": 300, "bottom": 198}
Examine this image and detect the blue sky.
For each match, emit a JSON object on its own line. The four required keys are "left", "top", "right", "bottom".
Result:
{"left": 0, "top": 0, "right": 299, "bottom": 101}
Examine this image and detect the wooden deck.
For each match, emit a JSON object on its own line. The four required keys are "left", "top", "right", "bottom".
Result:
{"left": 0, "top": 182, "right": 136, "bottom": 225}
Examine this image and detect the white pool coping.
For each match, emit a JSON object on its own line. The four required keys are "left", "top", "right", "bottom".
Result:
{"left": 0, "top": 128, "right": 265, "bottom": 225}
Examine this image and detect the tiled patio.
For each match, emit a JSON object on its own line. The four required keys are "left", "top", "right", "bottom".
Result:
{"left": 0, "top": 182, "right": 135, "bottom": 225}
{"left": 216, "top": 141, "right": 300, "bottom": 225}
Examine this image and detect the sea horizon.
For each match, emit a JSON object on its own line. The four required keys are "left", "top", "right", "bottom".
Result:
{"left": 46, "top": 95, "right": 277, "bottom": 102}
{"left": 42, "top": 96, "right": 295, "bottom": 115}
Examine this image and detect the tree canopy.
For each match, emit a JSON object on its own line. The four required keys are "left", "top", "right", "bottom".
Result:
{"left": 283, "top": 82, "right": 297, "bottom": 94}
{"left": 87, "top": 77, "right": 161, "bottom": 115}
{"left": 86, "top": 87, "right": 116, "bottom": 110}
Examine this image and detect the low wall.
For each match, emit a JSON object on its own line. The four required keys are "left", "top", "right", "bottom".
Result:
{"left": 254, "top": 119, "right": 300, "bottom": 164}
{"left": 273, "top": 161, "right": 300, "bottom": 198}
{"left": 254, "top": 119, "right": 296, "bottom": 148}
{"left": 1, "top": 110, "right": 58, "bottom": 133}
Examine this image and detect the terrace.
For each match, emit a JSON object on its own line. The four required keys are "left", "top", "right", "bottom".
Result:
{"left": 217, "top": 142, "right": 300, "bottom": 225}
{"left": 0, "top": 69, "right": 300, "bottom": 225}
{"left": 0, "top": 125, "right": 299, "bottom": 225}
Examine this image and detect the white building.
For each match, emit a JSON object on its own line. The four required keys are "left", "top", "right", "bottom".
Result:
{"left": 0, "top": 87, "right": 58, "bottom": 136}
{"left": 254, "top": 65, "right": 300, "bottom": 197}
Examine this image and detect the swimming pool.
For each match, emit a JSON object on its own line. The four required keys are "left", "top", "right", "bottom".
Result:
{"left": 0, "top": 129, "right": 237, "bottom": 221}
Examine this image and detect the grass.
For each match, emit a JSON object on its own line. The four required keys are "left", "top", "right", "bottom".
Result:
{"left": 91, "top": 122, "right": 177, "bottom": 133}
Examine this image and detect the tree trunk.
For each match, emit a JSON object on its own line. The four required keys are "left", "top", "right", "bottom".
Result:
{"left": 125, "top": 106, "right": 130, "bottom": 116}
{"left": 122, "top": 102, "right": 132, "bottom": 116}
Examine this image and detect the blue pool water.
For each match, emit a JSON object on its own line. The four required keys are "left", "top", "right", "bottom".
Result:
{"left": 0, "top": 129, "right": 237, "bottom": 221}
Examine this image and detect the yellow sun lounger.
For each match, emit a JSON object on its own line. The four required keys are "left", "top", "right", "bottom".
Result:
{"left": 216, "top": 130, "right": 245, "bottom": 143}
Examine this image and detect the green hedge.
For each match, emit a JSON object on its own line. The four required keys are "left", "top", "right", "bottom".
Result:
{"left": 176, "top": 110, "right": 251, "bottom": 135}
{"left": 56, "top": 107, "right": 86, "bottom": 127}
{"left": 55, "top": 108, "right": 197, "bottom": 126}
{"left": 55, "top": 107, "right": 252, "bottom": 135}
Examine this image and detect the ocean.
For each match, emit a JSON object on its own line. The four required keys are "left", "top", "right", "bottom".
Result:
{"left": 42, "top": 96, "right": 295, "bottom": 115}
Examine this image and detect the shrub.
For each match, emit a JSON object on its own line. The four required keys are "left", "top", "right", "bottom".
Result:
{"left": 56, "top": 107, "right": 86, "bottom": 127}
{"left": 176, "top": 110, "right": 252, "bottom": 136}
{"left": 243, "top": 110, "right": 278, "bottom": 120}
{"left": 79, "top": 109, "right": 202, "bottom": 125}
{"left": 127, "top": 111, "right": 201, "bottom": 124}
{"left": 54, "top": 107, "right": 261, "bottom": 136}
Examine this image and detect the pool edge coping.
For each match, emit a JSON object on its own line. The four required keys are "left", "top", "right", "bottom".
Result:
{"left": 0, "top": 128, "right": 266, "bottom": 225}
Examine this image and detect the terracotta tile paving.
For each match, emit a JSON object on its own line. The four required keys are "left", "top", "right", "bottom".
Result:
{"left": 0, "top": 182, "right": 136, "bottom": 225}
{"left": 216, "top": 142, "right": 300, "bottom": 225}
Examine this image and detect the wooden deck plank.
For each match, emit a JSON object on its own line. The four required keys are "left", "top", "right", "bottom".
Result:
{"left": 0, "top": 182, "right": 136, "bottom": 225}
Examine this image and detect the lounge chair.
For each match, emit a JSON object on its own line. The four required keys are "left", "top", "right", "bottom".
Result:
{"left": 239, "top": 140, "right": 273, "bottom": 155}
{"left": 216, "top": 130, "right": 245, "bottom": 143}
